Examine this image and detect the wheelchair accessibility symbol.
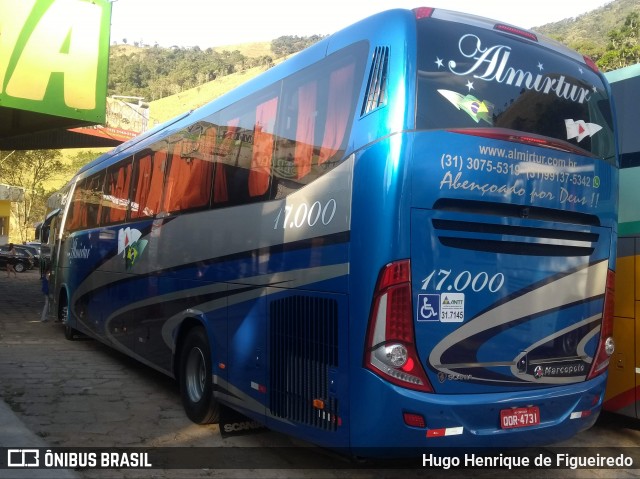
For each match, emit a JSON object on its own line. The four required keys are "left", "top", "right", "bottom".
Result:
{"left": 417, "top": 294, "right": 440, "bottom": 321}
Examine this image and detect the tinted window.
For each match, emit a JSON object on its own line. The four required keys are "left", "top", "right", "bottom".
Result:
{"left": 130, "top": 148, "right": 165, "bottom": 220}
{"left": 416, "top": 19, "right": 615, "bottom": 163}
{"left": 163, "top": 124, "right": 215, "bottom": 214}
{"left": 74, "top": 41, "right": 368, "bottom": 228}
{"left": 66, "top": 173, "right": 105, "bottom": 232}
{"left": 272, "top": 44, "right": 366, "bottom": 198}
{"left": 101, "top": 158, "right": 132, "bottom": 225}
{"left": 214, "top": 88, "right": 281, "bottom": 206}
{"left": 200, "top": 41, "right": 368, "bottom": 207}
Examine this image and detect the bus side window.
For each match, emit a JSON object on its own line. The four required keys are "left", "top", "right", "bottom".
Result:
{"left": 249, "top": 96, "right": 278, "bottom": 198}
{"left": 66, "top": 179, "right": 87, "bottom": 232}
{"left": 101, "top": 158, "right": 132, "bottom": 225}
{"left": 207, "top": 42, "right": 365, "bottom": 206}
{"left": 272, "top": 80, "right": 317, "bottom": 198}
{"left": 130, "top": 149, "right": 165, "bottom": 219}
{"left": 212, "top": 118, "right": 239, "bottom": 207}
{"left": 318, "top": 62, "right": 356, "bottom": 166}
{"left": 162, "top": 124, "right": 215, "bottom": 214}
{"left": 293, "top": 81, "right": 317, "bottom": 180}
{"left": 84, "top": 172, "right": 105, "bottom": 230}
{"left": 66, "top": 173, "right": 104, "bottom": 232}
{"left": 273, "top": 47, "right": 361, "bottom": 199}
{"left": 218, "top": 99, "right": 277, "bottom": 206}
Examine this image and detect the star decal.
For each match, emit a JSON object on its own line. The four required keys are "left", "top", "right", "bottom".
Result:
{"left": 466, "top": 80, "right": 474, "bottom": 91}
{"left": 537, "top": 62, "right": 544, "bottom": 71}
{"left": 435, "top": 57, "right": 444, "bottom": 69}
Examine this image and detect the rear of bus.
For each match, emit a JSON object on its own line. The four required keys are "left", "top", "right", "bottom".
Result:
{"left": 350, "top": 8, "right": 617, "bottom": 450}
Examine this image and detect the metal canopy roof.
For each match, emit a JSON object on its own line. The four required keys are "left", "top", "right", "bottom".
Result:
{"left": 0, "top": 106, "right": 121, "bottom": 150}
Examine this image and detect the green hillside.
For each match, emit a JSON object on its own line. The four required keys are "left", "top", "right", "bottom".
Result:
{"left": 535, "top": 0, "right": 638, "bottom": 44}
{"left": 148, "top": 65, "right": 269, "bottom": 126}
{"left": 534, "top": 0, "right": 640, "bottom": 61}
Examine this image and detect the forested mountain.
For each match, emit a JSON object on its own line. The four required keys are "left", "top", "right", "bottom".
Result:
{"left": 108, "top": 35, "right": 324, "bottom": 101}
{"left": 108, "top": 45, "right": 270, "bottom": 101}
{"left": 535, "top": 0, "right": 637, "bottom": 46}
{"left": 534, "top": 0, "right": 639, "bottom": 70}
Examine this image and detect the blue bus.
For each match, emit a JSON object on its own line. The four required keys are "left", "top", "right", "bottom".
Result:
{"left": 46, "top": 7, "right": 618, "bottom": 453}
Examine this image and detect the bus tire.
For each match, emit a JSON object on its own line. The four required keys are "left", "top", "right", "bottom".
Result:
{"left": 63, "top": 323, "right": 76, "bottom": 340}
{"left": 179, "top": 327, "right": 219, "bottom": 424}
{"left": 60, "top": 302, "right": 76, "bottom": 341}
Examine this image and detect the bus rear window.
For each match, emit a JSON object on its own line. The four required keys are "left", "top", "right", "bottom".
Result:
{"left": 416, "top": 18, "right": 616, "bottom": 164}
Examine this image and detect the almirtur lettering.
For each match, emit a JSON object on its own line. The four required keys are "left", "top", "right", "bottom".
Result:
{"left": 448, "top": 34, "right": 593, "bottom": 104}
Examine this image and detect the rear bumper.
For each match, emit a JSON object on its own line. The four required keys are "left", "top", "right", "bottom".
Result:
{"left": 350, "top": 372, "right": 607, "bottom": 455}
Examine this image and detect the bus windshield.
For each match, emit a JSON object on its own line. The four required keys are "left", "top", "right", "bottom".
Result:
{"left": 416, "top": 18, "right": 616, "bottom": 164}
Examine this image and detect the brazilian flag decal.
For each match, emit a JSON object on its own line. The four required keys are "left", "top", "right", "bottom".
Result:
{"left": 125, "top": 239, "right": 148, "bottom": 270}
{"left": 118, "top": 227, "right": 148, "bottom": 270}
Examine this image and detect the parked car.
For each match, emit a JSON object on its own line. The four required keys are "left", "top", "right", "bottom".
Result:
{"left": 0, "top": 245, "right": 34, "bottom": 273}
{"left": 24, "top": 241, "right": 42, "bottom": 252}
{"left": 19, "top": 244, "right": 40, "bottom": 268}
{"left": 24, "top": 241, "right": 45, "bottom": 275}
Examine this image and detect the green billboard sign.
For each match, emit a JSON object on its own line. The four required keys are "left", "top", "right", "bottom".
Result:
{"left": 0, "top": 0, "right": 111, "bottom": 124}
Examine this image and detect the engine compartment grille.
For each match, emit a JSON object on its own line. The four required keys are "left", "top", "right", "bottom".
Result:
{"left": 269, "top": 295, "right": 339, "bottom": 431}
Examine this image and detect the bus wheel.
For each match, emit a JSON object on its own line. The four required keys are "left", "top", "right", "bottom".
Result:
{"left": 64, "top": 323, "right": 76, "bottom": 340}
{"left": 179, "top": 327, "right": 219, "bottom": 424}
{"left": 60, "top": 304, "right": 75, "bottom": 340}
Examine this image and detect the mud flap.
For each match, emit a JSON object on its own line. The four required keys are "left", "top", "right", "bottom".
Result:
{"left": 219, "top": 405, "right": 268, "bottom": 438}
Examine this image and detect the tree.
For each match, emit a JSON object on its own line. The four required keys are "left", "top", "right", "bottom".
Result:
{"left": 67, "top": 150, "right": 100, "bottom": 173}
{"left": 270, "top": 35, "right": 324, "bottom": 57}
{"left": 597, "top": 12, "right": 640, "bottom": 71}
{"left": 0, "top": 150, "right": 69, "bottom": 242}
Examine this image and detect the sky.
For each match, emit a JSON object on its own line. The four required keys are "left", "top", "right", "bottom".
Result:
{"left": 109, "top": 0, "right": 613, "bottom": 49}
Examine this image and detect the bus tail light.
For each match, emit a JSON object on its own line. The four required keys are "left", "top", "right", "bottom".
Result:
{"left": 447, "top": 127, "right": 591, "bottom": 156}
{"left": 583, "top": 55, "right": 600, "bottom": 73}
{"left": 403, "top": 412, "right": 426, "bottom": 428}
{"left": 587, "top": 269, "right": 615, "bottom": 380}
{"left": 413, "top": 7, "right": 434, "bottom": 19}
{"left": 364, "top": 260, "right": 433, "bottom": 392}
{"left": 494, "top": 24, "right": 538, "bottom": 42}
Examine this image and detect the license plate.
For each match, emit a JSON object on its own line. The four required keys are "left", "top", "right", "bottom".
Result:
{"left": 500, "top": 406, "right": 540, "bottom": 429}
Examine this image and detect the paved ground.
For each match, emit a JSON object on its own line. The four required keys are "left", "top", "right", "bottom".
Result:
{"left": 0, "top": 269, "right": 639, "bottom": 479}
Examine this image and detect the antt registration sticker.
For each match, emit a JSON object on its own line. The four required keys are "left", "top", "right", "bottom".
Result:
{"left": 439, "top": 293, "right": 464, "bottom": 322}
{"left": 417, "top": 293, "right": 465, "bottom": 322}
